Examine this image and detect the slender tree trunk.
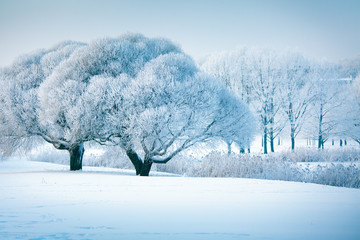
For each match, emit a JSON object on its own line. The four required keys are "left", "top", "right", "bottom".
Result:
{"left": 125, "top": 148, "right": 143, "bottom": 175}
{"left": 269, "top": 99, "right": 275, "bottom": 153}
{"left": 240, "top": 148, "right": 245, "bottom": 154}
{"left": 140, "top": 157, "right": 153, "bottom": 176}
{"left": 263, "top": 127, "right": 268, "bottom": 154}
{"left": 247, "top": 147, "right": 251, "bottom": 153}
{"left": 69, "top": 143, "right": 84, "bottom": 171}
{"left": 318, "top": 104, "right": 323, "bottom": 149}
{"left": 269, "top": 128, "right": 275, "bottom": 153}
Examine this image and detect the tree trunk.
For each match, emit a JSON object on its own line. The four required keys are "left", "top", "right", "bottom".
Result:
{"left": 318, "top": 135, "right": 323, "bottom": 149}
{"left": 240, "top": 148, "right": 245, "bottom": 154}
{"left": 263, "top": 127, "right": 268, "bottom": 154}
{"left": 140, "top": 157, "right": 153, "bottom": 176}
{"left": 227, "top": 142, "right": 232, "bottom": 155}
{"left": 269, "top": 99, "right": 275, "bottom": 153}
{"left": 69, "top": 143, "right": 84, "bottom": 171}
{"left": 269, "top": 128, "right": 274, "bottom": 153}
{"left": 290, "top": 125, "right": 295, "bottom": 151}
{"left": 318, "top": 104, "right": 323, "bottom": 149}
{"left": 125, "top": 148, "right": 143, "bottom": 175}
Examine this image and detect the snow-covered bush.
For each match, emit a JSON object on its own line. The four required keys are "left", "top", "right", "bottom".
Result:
{"left": 157, "top": 151, "right": 304, "bottom": 181}
{"left": 156, "top": 151, "right": 360, "bottom": 188}
{"left": 307, "top": 163, "right": 360, "bottom": 188}
{"left": 279, "top": 147, "right": 360, "bottom": 162}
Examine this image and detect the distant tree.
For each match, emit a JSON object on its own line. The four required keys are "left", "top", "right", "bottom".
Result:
{"left": 201, "top": 48, "right": 254, "bottom": 153}
{"left": 306, "top": 61, "right": 344, "bottom": 149}
{"left": 340, "top": 55, "right": 360, "bottom": 79}
{"left": 337, "top": 75, "right": 360, "bottom": 144}
{"left": 279, "top": 52, "right": 313, "bottom": 151}
{"left": 248, "top": 48, "right": 285, "bottom": 154}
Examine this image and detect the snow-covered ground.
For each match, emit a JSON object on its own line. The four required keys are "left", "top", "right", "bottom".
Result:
{"left": 0, "top": 160, "right": 359, "bottom": 240}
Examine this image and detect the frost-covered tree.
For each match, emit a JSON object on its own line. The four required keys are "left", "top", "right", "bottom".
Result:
{"left": 201, "top": 48, "right": 254, "bottom": 153}
{"left": 202, "top": 48, "right": 287, "bottom": 154}
{"left": 121, "top": 53, "right": 255, "bottom": 176}
{"left": 38, "top": 34, "right": 182, "bottom": 170}
{"left": 248, "top": 49, "right": 285, "bottom": 154}
{"left": 336, "top": 75, "right": 360, "bottom": 144}
{"left": 279, "top": 52, "right": 313, "bottom": 151}
{"left": 306, "top": 61, "right": 344, "bottom": 149}
{"left": 0, "top": 41, "right": 85, "bottom": 157}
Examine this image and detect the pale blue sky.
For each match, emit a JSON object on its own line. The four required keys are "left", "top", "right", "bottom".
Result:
{"left": 0, "top": 0, "right": 359, "bottom": 67}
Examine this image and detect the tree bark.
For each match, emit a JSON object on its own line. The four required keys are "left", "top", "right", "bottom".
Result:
{"left": 318, "top": 104, "right": 323, "bottom": 149}
{"left": 125, "top": 148, "right": 143, "bottom": 175}
{"left": 269, "top": 128, "right": 275, "bottom": 153}
{"left": 290, "top": 125, "right": 295, "bottom": 151}
{"left": 140, "top": 157, "right": 153, "bottom": 176}
{"left": 263, "top": 127, "right": 268, "bottom": 154}
{"left": 69, "top": 143, "right": 84, "bottom": 171}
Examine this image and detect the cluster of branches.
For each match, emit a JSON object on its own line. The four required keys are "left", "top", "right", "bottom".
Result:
{"left": 202, "top": 48, "right": 360, "bottom": 153}
{"left": 0, "top": 34, "right": 255, "bottom": 176}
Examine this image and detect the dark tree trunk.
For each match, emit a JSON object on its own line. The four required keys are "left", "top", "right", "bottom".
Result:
{"left": 318, "top": 104, "right": 323, "bottom": 149}
{"left": 69, "top": 143, "right": 84, "bottom": 171}
{"left": 140, "top": 157, "right": 153, "bottom": 176}
{"left": 263, "top": 127, "right": 268, "bottom": 154}
{"left": 125, "top": 148, "right": 143, "bottom": 175}
{"left": 247, "top": 147, "right": 251, "bottom": 153}
{"left": 240, "top": 148, "right": 245, "bottom": 154}
{"left": 318, "top": 135, "right": 323, "bottom": 149}
{"left": 269, "top": 99, "right": 275, "bottom": 153}
{"left": 269, "top": 128, "right": 275, "bottom": 153}
{"left": 290, "top": 125, "right": 295, "bottom": 151}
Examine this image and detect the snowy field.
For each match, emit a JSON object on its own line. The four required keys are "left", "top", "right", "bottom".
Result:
{"left": 1, "top": 160, "right": 360, "bottom": 240}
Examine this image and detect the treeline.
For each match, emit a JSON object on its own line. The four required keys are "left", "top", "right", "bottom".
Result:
{"left": 201, "top": 48, "right": 360, "bottom": 153}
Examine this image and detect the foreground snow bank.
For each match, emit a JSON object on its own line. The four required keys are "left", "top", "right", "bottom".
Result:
{"left": 0, "top": 161, "right": 359, "bottom": 240}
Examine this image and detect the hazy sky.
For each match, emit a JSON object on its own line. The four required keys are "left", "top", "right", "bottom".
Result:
{"left": 0, "top": 0, "right": 359, "bottom": 67}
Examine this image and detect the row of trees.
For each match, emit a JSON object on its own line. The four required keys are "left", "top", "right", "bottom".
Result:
{"left": 201, "top": 48, "right": 360, "bottom": 153}
{"left": 0, "top": 34, "right": 255, "bottom": 175}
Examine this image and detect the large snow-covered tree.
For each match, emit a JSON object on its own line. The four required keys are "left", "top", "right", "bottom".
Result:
{"left": 122, "top": 53, "right": 255, "bottom": 175}
{"left": 78, "top": 52, "right": 255, "bottom": 176}
{"left": 38, "top": 34, "right": 182, "bottom": 170}
{"left": 0, "top": 41, "right": 85, "bottom": 157}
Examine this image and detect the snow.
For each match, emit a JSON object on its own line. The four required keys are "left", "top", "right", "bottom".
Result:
{"left": 0, "top": 160, "right": 360, "bottom": 240}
